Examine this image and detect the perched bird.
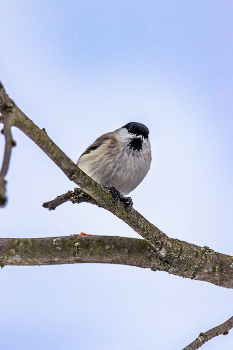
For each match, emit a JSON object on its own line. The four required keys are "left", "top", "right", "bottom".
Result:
{"left": 77, "top": 122, "right": 151, "bottom": 207}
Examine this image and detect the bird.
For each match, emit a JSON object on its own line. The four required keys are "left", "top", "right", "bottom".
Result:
{"left": 77, "top": 122, "right": 151, "bottom": 208}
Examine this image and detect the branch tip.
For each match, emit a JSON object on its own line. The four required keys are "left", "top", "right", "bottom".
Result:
{"left": 183, "top": 316, "right": 233, "bottom": 349}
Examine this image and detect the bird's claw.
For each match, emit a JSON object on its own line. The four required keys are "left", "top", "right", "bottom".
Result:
{"left": 105, "top": 186, "right": 121, "bottom": 205}
{"left": 122, "top": 196, "right": 133, "bottom": 209}
{"left": 105, "top": 187, "right": 133, "bottom": 209}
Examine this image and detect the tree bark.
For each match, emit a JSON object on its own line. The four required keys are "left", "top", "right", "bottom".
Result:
{"left": 0, "top": 235, "right": 233, "bottom": 291}
{"left": 0, "top": 235, "right": 154, "bottom": 268}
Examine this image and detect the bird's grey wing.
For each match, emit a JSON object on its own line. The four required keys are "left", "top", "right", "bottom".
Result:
{"left": 79, "top": 131, "right": 115, "bottom": 158}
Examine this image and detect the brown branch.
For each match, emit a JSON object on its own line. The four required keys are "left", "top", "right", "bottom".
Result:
{"left": 43, "top": 188, "right": 97, "bottom": 210}
{"left": 1, "top": 81, "right": 233, "bottom": 289}
{"left": 2, "top": 235, "right": 232, "bottom": 350}
{"left": 0, "top": 235, "right": 156, "bottom": 268}
{"left": 0, "top": 83, "right": 16, "bottom": 206}
{"left": 183, "top": 316, "right": 233, "bottom": 350}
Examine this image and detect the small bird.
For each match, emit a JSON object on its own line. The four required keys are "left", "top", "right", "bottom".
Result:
{"left": 77, "top": 122, "right": 151, "bottom": 207}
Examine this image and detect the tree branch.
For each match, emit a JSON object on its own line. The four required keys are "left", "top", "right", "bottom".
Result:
{"left": 0, "top": 82, "right": 16, "bottom": 206}
{"left": 43, "top": 188, "right": 97, "bottom": 210}
{"left": 183, "top": 315, "right": 233, "bottom": 350}
{"left": 0, "top": 235, "right": 156, "bottom": 268}
{"left": 1, "top": 81, "right": 233, "bottom": 289}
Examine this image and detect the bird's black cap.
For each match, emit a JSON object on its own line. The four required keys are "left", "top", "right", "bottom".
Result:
{"left": 123, "top": 122, "right": 149, "bottom": 139}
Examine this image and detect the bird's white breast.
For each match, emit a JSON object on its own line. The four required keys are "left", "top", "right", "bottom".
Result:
{"left": 78, "top": 128, "right": 151, "bottom": 195}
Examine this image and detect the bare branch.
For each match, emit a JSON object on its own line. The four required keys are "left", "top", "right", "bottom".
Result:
{"left": 43, "top": 188, "right": 97, "bottom": 210}
{"left": 1, "top": 81, "right": 233, "bottom": 288}
{"left": 0, "top": 235, "right": 155, "bottom": 268}
{"left": 183, "top": 316, "right": 233, "bottom": 350}
{"left": 0, "top": 82, "right": 16, "bottom": 206}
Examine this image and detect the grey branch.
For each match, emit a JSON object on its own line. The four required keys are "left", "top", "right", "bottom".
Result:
{"left": 0, "top": 83, "right": 16, "bottom": 206}
{"left": 43, "top": 188, "right": 97, "bottom": 210}
{"left": 0, "top": 235, "right": 156, "bottom": 268}
{"left": 1, "top": 235, "right": 233, "bottom": 350}
{"left": 183, "top": 315, "right": 233, "bottom": 350}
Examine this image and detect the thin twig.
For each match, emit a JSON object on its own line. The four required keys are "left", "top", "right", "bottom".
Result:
{"left": 0, "top": 83, "right": 16, "bottom": 206}
{"left": 183, "top": 316, "right": 233, "bottom": 350}
{"left": 43, "top": 188, "right": 97, "bottom": 210}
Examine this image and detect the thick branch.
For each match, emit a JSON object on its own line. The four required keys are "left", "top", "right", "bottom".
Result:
{"left": 1, "top": 81, "right": 233, "bottom": 289}
{"left": 183, "top": 315, "right": 233, "bottom": 350}
{"left": 0, "top": 235, "right": 155, "bottom": 268}
{"left": 0, "top": 83, "right": 16, "bottom": 206}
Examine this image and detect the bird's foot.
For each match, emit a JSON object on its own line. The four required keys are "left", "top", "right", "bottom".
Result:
{"left": 105, "top": 186, "right": 121, "bottom": 205}
{"left": 105, "top": 187, "right": 133, "bottom": 209}
{"left": 120, "top": 195, "right": 133, "bottom": 209}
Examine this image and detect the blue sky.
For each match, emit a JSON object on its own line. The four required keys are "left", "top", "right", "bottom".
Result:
{"left": 1, "top": 1, "right": 233, "bottom": 349}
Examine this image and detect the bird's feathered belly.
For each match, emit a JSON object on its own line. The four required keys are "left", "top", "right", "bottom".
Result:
{"left": 78, "top": 143, "right": 151, "bottom": 195}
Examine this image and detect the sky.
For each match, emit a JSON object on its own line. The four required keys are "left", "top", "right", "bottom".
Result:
{"left": 1, "top": 1, "right": 233, "bottom": 349}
